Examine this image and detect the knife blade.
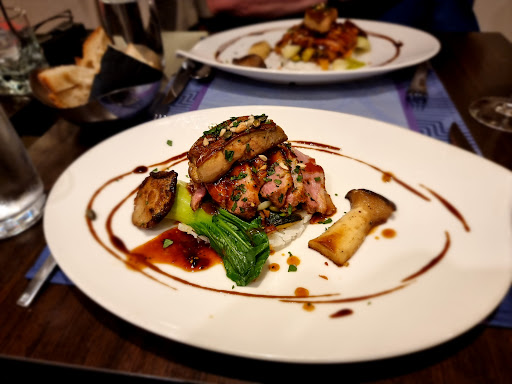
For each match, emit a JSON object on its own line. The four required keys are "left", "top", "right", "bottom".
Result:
{"left": 162, "top": 61, "right": 193, "bottom": 105}
{"left": 17, "top": 253, "right": 57, "bottom": 307}
{"left": 449, "top": 122, "right": 476, "bottom": 153}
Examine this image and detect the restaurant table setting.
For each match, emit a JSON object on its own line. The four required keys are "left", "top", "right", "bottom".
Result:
{"left": 1, "top": 5, "right": 512, "bottom": 382}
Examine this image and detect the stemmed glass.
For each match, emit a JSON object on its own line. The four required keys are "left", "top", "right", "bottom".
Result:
{"left": 468, "top": 96, "right": 512, "bottom": 132}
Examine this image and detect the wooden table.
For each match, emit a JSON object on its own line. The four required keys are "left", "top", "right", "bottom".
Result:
{"left": 1, "top": 32, "right": 511, "bottom": 383}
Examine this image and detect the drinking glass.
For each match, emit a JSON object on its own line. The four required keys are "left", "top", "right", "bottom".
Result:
{"left": 0, "top": 5, "right": 47, "bottom": 95}
{"left": 96, "top": 0, "right": 164, "bottom": 70}
{"left": 468, "top": 96, "right": 512, "bottom": 133}
{"left": 0, "top": 105, "right": 45, "bottom": 239}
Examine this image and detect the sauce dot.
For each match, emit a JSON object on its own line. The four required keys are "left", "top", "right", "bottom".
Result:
{"left": 269, "top": 263, "right": 280, "bottom": 272}
{"left": 287, "top": 255, "right": 300, "bottom": 266}
{"left": 382, "top": 172, "right": 393, "bottom": 182}
{"left": 330, "top": 308, "right": 353, "bottom": 318}
{"left": 381, "top": 228, "right": 396, "bottom": 238}
{"left": 295, "top": 287, "right": 309, "bottom": 297}
{"left": 319, "top": 275, "right": 328, "bottom": 280}
{"left": 303, "top": 302, "right": 315, "bottom": 312}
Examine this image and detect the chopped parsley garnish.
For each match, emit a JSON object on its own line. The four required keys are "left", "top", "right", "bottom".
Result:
{"left": 246, "top": 143, "right": 251, "bottom": 152}
{"left": 163, "top": 239, "right": 173, "bottom": 248}
{"left": 274, "top": 179, "right": 282, "bottom": 186}
{"left": 288, "top": 265, "right": 297, "bottom": 272}
{"left": 251, "top": 167, "right": 258, "bottom": 173}
{"left": 320, "top": 218, "right": 333, "bottom": 224}
{"left": 297, "top": 175, "right": 303, "bottom": 182}
{"left": 263, "top": 177, "right": 271, "bottom": 182}
{"left": 151, "top": 168, "right": 158, "bottom": 173}
{"left": 278, "top": 194, "right": 284, "bottom": 203}
{"left": 225, "top": 150, "right": 234, "bottom": 162}
{"left": 287, "top": 204, "right": 292, "bottom": 215}
{"left": 166, "top": 140, "right": 173, "bottom": 146}
{"left": 314, "top": 177, "right": 321, "bottom": 182}
{"left": 231, "top": 172, "right": 247, "bottom": 181}
{"left": 231, "top": 201, "right": 237, "bottom": 212}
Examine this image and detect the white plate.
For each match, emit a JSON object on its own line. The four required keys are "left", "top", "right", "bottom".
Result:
{"left": 44, "top": 106, "right": 512, "bottom": 363}
{"left": 176, "top": 19, "right": 440, "bottom": 84}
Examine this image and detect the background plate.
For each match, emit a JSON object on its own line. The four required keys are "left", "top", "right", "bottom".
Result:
{"left": 177, "top": 19, "right": 440, "bottom": 84}
{"left": 44, "top": 106, "right": 511, "bottom": 363}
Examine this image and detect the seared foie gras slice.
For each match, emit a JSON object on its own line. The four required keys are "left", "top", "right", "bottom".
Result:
{"left": 260, "top": 147, "right": 294, "bottom": 210}
{"left": 206, "top": 161, "right": 264, "bottom": 219}
{"left": 187, "top": 115, "right": 287, "bottom": 184}
{"left": 281, "top": 144, "right": 307, "bottom": 208}
{"left": 132, "top": 170, "right": 177, "bottom": 228}
{"left": 293, "top": 148, "right": 336, "bottom": 216}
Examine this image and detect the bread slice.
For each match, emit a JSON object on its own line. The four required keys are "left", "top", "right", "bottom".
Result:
{"left": 48, "top": 85, "right": 92, "bottom": 109}
{"left": 38, "top": 65, "right": 96, "bottom": 93}
{"left": 76, "top": 27, "right": 111, "bottom": 72}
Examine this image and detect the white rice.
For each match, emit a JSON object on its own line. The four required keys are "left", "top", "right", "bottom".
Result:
{"left": 177, "top": 212, "right": 312, "bottom": 252}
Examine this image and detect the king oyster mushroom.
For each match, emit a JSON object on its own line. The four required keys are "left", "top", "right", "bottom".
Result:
{"left": 308, "top": 189, "right": 396, "bottom": 266}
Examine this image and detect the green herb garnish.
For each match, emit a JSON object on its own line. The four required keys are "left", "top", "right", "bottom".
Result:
{"left": 163, "top": 239, "right": 173, "bottom": 248}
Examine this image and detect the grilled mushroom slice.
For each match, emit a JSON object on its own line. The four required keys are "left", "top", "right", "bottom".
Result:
{"left": 132, "top": 170, "right": 178, "bottom": 228}
{"left": 308, "top": 189, "right": 396, "bottom": 266}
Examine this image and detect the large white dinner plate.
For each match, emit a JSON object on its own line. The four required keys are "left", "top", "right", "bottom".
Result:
{"left": 176, "top": 19, "right": 440, "bottom": 84}
{"left": 44, "top": 106, "right": 511, "bottom": 363}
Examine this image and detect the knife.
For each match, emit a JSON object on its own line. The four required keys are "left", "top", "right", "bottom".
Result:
{"left": 17, "top": 253, "right": 57, "bottom": 307}
{"left": 151, "top": 60, "right": 194, "bottom": 119}
{"left": 449, "top": 122, "right": 476, "bottom": 153}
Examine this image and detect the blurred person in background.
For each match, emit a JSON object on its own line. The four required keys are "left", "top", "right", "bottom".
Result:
{"left": 183, "top": 0, "right": 479, "bottom": 32}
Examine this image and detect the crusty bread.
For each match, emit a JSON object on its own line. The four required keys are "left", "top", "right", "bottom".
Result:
{"left": 48, "top": 84, "right": 91, "bottom": 109}
{"left": 38, "top": 65, "right": 96, "bottom": 93}
{"left": 75, "top": 26, "right": 111, "bottom": 72}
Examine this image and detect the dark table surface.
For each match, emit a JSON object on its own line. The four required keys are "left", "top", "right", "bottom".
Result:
{"left": 1, "top": 32, "right": 511, "bottom": 383}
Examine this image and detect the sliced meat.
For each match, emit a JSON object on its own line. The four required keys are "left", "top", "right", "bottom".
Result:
{"left": 187, "top": 181, "right": 207, "bottom": 211}
{"left": 293, "top": 148, "right": 336, "bottom": 216}
{"left": 281, "top": 144, "right": 307, "bottom": 208}
{"left": 259, "top": 147, "right": 294, "bottom": 210}
{"left": 205, "top": 161, "right": 263, "bottom": 220}
{"left": 132, "top": 170, "right": 178, "bottom": 228}
{"left": 187, "top": 114, "right": 288, "bottom": 184}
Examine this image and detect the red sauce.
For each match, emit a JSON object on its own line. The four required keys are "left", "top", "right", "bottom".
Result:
{"left": 287, "top": 255, "right": 301, "bottom": 266}
{"left": 269, "top": 263, "right": 280, "bottom": 271}
{"left": 130, "top": 227, "right": 222, "bottom": 272}
{"left": 295, "top": 287, "right": 309, "bottom": 297}
{"left": 381, "top": 228, "right": 396, "bottom": 238}
{"left": 330, "top": 308, "right": 353, "bottom": 318}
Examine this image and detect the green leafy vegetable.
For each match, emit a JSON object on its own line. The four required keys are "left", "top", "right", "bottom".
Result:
{"left": 167, "top": 181, "right": 270, "bottom": 286}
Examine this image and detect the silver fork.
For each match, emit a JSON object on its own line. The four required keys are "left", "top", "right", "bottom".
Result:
{"left": 406, "top": 61, "right": 430, "bottom": 109}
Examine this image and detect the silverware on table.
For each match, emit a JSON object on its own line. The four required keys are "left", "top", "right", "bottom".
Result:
{"left": 17, "top": 253, "right": 57, "bottom": 308}
{"left": 406, "top": 61, "right": 430, "bottom": 109}
{"left": 152, "top": 59, "right": 212, "bottom": 119}
{"left": 449, "top": 122, "right": 476, "bottom": 153}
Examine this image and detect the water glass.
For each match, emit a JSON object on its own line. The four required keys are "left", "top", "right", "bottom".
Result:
{"left": 96, "top": 0, "right": 164, "bottom": 69}
{"left": 0, "top": 105, "right": 45, "bottom": 239}
{"left": 0, "top": 6, "right": 47, "bottom": 95}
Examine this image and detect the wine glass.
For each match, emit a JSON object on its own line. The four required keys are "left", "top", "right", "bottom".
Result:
{"left": 468, "top": 96, "right": 512, "bottom": 132}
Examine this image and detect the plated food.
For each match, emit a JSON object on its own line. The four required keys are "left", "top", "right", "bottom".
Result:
{"left": 131, "top": 114, "right": 393, "bottom": 286}
{"left": 176, "top": 18, "right": 440, "bottom": 84}
{"left": 234, "top": 3, "right": 371, "bottom": 71}
{"left": 43, "top": 107, "right": 511, "bottom": 363}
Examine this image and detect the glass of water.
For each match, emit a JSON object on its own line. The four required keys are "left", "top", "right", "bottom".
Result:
{"left": 0, "top": 105, "right": 45, "bottom": 239}
{"left": 0, "top": 6, "right": 47, "bottom": 95}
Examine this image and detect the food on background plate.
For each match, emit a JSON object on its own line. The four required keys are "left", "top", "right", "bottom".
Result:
{"left": 309, "top": 189, "right": 396, "bottom": 265}
{"left": 132, "top": 114, "right": 338, "bottom": 286}
{"left": 275, "top": 3, "right": 370, "bottom": 70}
{"left": 232, "top": 3, "right": 370, "bottom": 70}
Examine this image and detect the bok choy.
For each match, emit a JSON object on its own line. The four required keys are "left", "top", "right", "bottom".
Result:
{"left": 167, "top": 182, "right": 270, "bottom": 286}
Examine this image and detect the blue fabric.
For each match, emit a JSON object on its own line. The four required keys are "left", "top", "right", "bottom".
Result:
{"left": 380, "top": 0, "right": 479, "bottom": 32}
